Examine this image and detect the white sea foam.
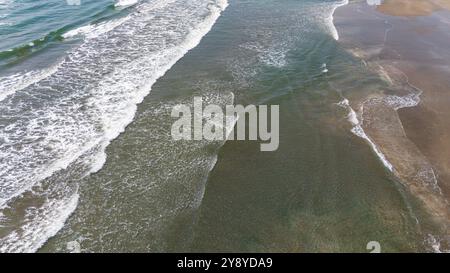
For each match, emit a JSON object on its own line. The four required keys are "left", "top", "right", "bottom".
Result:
{"left": 425, "top": 234, "right": 450, "bottom": 253}
{"left": 63, "top": 0, "right": 182, "bottom": 40}
{"left": 62, "top": 17, "right": 130, "bottom": 39}
{"left": 66, "top": 240, "right": 81, "bottom": 253}
{"left": 428, "top": 235, "right": 442, "bottom": 253}
{"left": 0, "top": 62, "right": 62, "bottom": 102}
{"left": 338, "top": 98, "right": 394, "bottom": 172}
{"left": 115, "top": 0, "right": 138, "bottom": 8}
{"left": 0, "top": 191, "right": 79, "bottom": 253}
{"left": 0, "top": 0, "right": 229, "bottom": 252}
{"left": 240, "top": 42, "right": 288, "bottom": 68}
{"left": 321, "top": 63, "right": 328, "bottom": 73}
{"left": 384, "top": 93, "right": 421, "bottom": 110}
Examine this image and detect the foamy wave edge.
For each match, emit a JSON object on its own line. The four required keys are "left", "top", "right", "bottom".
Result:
{"left": 115, "top": 0, "right": 139, "bottom": 8}
{"left": 337, "top": 98, "right": 395, "bottom": 172}
{"left": 329, "top": 0, "right": 349, "bottom": 40}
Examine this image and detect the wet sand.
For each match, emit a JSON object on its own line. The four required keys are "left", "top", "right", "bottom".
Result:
{"left": 377, "top": 0, "right": 450, "bottom": 16}
{"left": 335, "top": 0, "right": 450, "bottom": 251}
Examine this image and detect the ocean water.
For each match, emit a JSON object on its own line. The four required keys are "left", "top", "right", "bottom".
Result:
{"left": 0, "top": 0, "right": 427, "bottom": 252}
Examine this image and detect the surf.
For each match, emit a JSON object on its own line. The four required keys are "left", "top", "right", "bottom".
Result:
{"left": 0, "top": 0, "right": 229, "bottom": 253}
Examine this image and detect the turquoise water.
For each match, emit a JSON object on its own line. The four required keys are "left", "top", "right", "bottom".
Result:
{"left": 0, "top": 0, "right": 116, "bottom": 63}
{"left": 0, "top": 0, "right": 427, "bottom": 252}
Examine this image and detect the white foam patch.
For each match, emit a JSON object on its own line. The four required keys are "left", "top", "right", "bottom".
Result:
{"left": 425, "top": 234, "right": 450, "bottom": 253}
{"left": 240, "top": 43, "right": 287, "bottom": 68}
{"left": 62, "top": 17, "right": 130, "bottom": 40}
{"left": 0, "top": 62, "right": 62, "bottom": 102}
{"left": 0, "top": 192, "right": 79, "bottom": 253}
{"left": 321, "top": 63, "right": 328, "bottom": 73}
{"left": 0, "top": 21, "right": 12, "bottom": 27}
{"left": 66, "top": 240, "right": 81, "bottom": 253}
{"left": 115, "top": 0, "right": 138, "bottom": 8}
{"left": 383, "top": 93, "right": 421, "bottom": 110}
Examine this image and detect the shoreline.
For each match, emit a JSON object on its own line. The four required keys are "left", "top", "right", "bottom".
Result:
{"left": 334, "top": 0, "right": 450, "bottom": 251}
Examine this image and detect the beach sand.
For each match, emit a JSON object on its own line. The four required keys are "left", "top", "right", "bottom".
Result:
{"left": 335, "top": 0, "right": 450, "bottom": 251}
{"left": 377, "top": 0, "right": 450, "bottom": 16}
